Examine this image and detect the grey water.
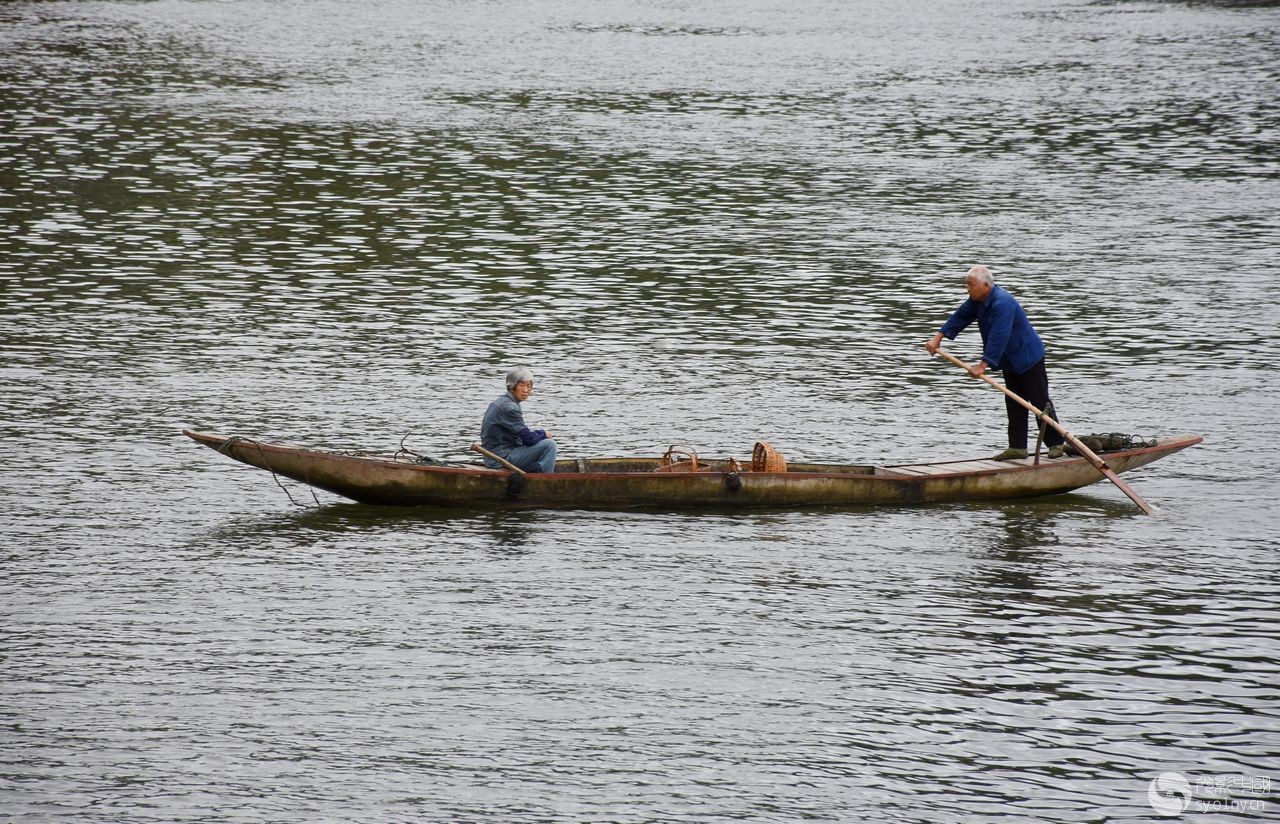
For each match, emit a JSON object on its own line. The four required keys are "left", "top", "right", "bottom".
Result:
{"left": 2, "top": 0, "right": 1279, "bottom": 821}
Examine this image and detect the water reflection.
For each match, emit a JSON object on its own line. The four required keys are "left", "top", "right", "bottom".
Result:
{"left": 196, "top": 498, "right": 552, "bottom": 559}
{"left": 470, "top": 510, "right": 541, "bottom": 554}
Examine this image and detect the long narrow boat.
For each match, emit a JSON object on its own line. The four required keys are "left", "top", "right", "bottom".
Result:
{"left": 183, "top": 429, "right": 1201, "bottom": 510}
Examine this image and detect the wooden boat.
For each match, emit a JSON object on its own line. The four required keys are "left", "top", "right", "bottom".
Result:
{"left": 183, "top": 429, "right": 1201, "bottom": 510}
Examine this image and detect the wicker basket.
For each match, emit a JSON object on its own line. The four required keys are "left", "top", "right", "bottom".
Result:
{"left": 752, "top": 441, "right": 787, "bottom": 473}
{"left": 654, "top": 446, "right": 709, "bottom": 473}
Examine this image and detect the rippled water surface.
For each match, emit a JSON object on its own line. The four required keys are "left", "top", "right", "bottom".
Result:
{"left": 3, "top": 0, "right": 1279, "bottom": 821}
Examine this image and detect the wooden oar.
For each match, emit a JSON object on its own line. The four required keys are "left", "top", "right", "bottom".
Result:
{"left": 933, "top": 348, "right": 1156, "bottom": 515}
{"left": 469, "top": 442, "right": 527, "bottom": 475}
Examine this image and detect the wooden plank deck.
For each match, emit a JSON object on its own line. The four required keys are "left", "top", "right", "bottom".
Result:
{"left": 890, "top": 459, "right": 1016, "bottom": 476}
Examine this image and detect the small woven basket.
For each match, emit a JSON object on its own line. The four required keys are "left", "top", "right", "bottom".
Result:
{"left": 752, "top": 441, "right": 787, "bottom": 473}
{"left": 655, "top": 446, "right": 707, "bottom": 473}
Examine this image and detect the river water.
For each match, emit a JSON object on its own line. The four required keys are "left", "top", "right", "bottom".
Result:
{"left": 2, "top": 0, "right": 1278, "bottom": 821}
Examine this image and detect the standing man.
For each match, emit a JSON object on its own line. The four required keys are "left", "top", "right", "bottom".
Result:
{"left": 480, "top": 366, "right": 558, "bottom": 473}
{"left": 925, "top": 265, "right": 1065, "bottom": 461}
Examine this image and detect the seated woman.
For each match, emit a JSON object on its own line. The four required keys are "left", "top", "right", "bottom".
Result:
{"left": 479, "top": 367, "right": 558, "bottom": 473}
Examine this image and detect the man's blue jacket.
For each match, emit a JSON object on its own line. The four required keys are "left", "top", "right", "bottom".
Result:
{"left": 939, "top": 284, "right": 1045, "bottom": 375}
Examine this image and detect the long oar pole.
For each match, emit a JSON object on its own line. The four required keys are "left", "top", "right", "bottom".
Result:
{"left": 934, "top": 349, "right": 1156, "bottom": 515}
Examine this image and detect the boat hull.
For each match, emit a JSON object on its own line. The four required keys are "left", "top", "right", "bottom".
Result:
{"left": 183, "top": 430, "right": 1201, "bottom": 510}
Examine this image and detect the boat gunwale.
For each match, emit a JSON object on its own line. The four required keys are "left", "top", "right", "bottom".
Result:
{"left": 882, "top": 433, "right": 1203, "bottom": 475}
{"left": 183, "top": 430, "right": 1203, "bottom": 482}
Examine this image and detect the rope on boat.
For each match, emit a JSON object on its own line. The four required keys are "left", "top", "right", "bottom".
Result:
{"left": 394, "top": 431, "right": 426, "bottom": 463}
{"left": 286, "top": 433, "right": 477, "bottom": 467}
{"left": 222, "top": 435, "right": 312, "bottom": 508}
{"left": 298, "top": 457, "right": 321, "bottom": 507}
{"left": 217, "top": 436, "right": 244, "bottom": 455}
{"left": 392, "top": 432, "right": 478, "bottom": 466}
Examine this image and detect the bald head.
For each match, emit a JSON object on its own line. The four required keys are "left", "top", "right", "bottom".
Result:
{"left": 966, "top": 265, "right": 994, "bottom": 301}
{"left": 966, "top": 265, "right": 993, "bottom": 286}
